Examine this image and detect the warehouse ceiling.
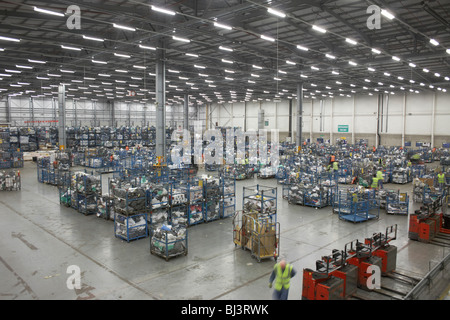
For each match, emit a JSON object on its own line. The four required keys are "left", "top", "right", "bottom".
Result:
{"left": 0, "top": 0, "right": 449, "bottom": 105}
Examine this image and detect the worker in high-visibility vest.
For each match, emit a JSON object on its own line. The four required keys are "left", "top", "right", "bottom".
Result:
{"left": 333, "top": 161, "right": 339, "bottom": 172}
{"left": 438, "top": 172, "right": 445, "bottom": 190}
{"left": 371, "top": 176, "right": 379, "bottom": 189}
{"left": 376, "top": 169, "right": 384, "bottom": 189}
{"left": 268, "top": 260, "right": 297, "bottom": 300}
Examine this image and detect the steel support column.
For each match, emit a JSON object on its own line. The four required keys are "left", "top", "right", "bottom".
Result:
{"left": 156, "top": 39, "right": 166, "bottom": 159}
{"left": 184, "top": 93, "right": 189, "bottom": 130}
{"left": 296, "top": 83, "right": 303, "bottom": 147}
{"left": 58, "top": 85, "right": 67, "bottom": 150}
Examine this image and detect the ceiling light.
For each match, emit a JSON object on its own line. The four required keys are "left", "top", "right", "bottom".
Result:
{"left": 168, "top": 69, "right": 180, "bottom": 73}
{"left": 213, "top": 22, "right": 232, "bottom": 30}
{"left": 429, "top": 38, "right": 439, "bottom": 46}
{"left": 409, "top": 80, "right": 415, "bottom": 83}
{"left": 36, "top": 76, "right": 49, "bottom": 80}
{"left": 151, "top": 5, "right": 176, "bottom": 15}
{"left": 398, "top": 76, "right": 404, "bottom": 80}
{"left": 325, "top": 54, "right": 336, "bottom": 59}
{"left": 423, "top": 68, "right": 429, "bottom": 73}
{"left": 286, "top": 60, "right": 296, "bottom": 65}
{"left": 60, "top": 69, "right": 75, "bottom": 73}
{"left": 409, "top": 63, "right": 416, "bottom": 68}
{"left": 384, "top": 72, "right": 391, "bottom": 76}
{"left": 434, "top": 72, "right": 440, "bottom": 77}
{"left": 251, "top": 74, "right": 260, "bottom": 78}
{"left": 47, "top": 73, "right": 61, "bottom": 77}
{"left": 312, "top": 25, "right": 327, "bottom": 33}
{"left": 186, "top": 53, "right": 199, "bottom": 57}
{"left": 5, "top": 69, "right": 21, "bottom": 73}
{"left": 34, "top": 6, "right": 65, "bottom": 17}
{"left": 173, "top": 36, "right": 190, "bottom": 43}
{"left": 348, "top": 61, "right": 357, "bottom": 66}
{"left": 253, "top": 65, "right": 262, "bottom": 69}
{"left": 84, "top": 77, "right": 95, "bottom": 81}
{"left": 28, "top": 59, "right": 46, "bottom": 64}
{"left": 267, "top": 8, "right": 286, "bottom": 18}
{"left": 296, "top": 45, "right": 309, "bottom": 51}
{"left": 222, "top": 59, "right": 233, "bottom": 64}
{"left": 16, "top": 65, "right": 32, "bottom": 69}
{"left": 300, "top": 74, "right": 308, "bottom": 78}
{"left": 113, "top": 23, "right": 136, "bottom": 32}
{"left": 98, "top": 74, "right": 111, "bottom": 77}
{"left": 115, "top": 69, "right": 128, "bottom": 73}
{"left": 372, "top": 48, "right": 381, "bottom": 54}
{"left": 278, "top": 70, "right": 287, "bottom": 74}
{"left": 133, "top": 65, "right": 146, "bottom": 69}
{"left": 114, "top": 53, "right": 131, "bottom": 58}
{"left": 0, "top": 36, "right": 20, "bottom": 42}
{"left": 61, "top": 45, "right": 82, "bottom": 51}
{"left": 261, "top": 35, "right": 275, "bottom": 42}
{"left": 83, "top": 35, "right": 104, "bottom": 42}
{"left": 381, "top": 9, "right": 395, "bottom": 20}
{"left": 224, "top": 69, "right": 235, "bottom": 74}
{"left": 392, "top": 56, "right": 401, "bottom": 61}
{"left": 368, "top": 67, "right": 375, "bottom": 72}
{"left": 219, "top": 46, "right": 233, "bottom": 52}
{"left": 332, "top": 71, "right": 339, "bottom": 75}
{"left": 345, "top": 38, "right": 357, "bottom": 45}
{"left": 139, "top": 44, "right": 156, "bottom": 50}
{"left": 447, "top": 49, "right": 450, "bottom": 55}
{"left": 225, "top": 77, "right": 234, "bottom": 81}
{"left": 311, "top": 66, "right": 319, "bottom": 70}
{"left": 274, "top": 77, "right": 281, "bottom": 81}
{"left": 92, "top": 59, "right": 108, "bottom": 64}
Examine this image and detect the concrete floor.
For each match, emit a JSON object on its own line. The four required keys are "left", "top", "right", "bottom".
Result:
{"left": 0, "top": 162, "right": 449, "bottom": 300}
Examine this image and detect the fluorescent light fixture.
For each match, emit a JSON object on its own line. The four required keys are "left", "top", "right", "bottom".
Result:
{"left": 115, "top": 80, "right": 126, "bottom": 83}
{"left": 392, "top": 56, "right": 400, "bottom": 61}
{"left": 194, "top": 65, "right": 205, "bottom": 69}
{"left": 300, "top": 74, "right": 308, "bottom": 78}
{"left": 199, "top": 73, "right": 208, "bottom": 77}
{"left": 296, "top": 45, "right": 309, "bottom": 51}
{"left": 332, "top": 71, "right": 339, "bottom": 75}
{"left": 286, "top": 60, "right": 296, "bottom": 65}
{"left": 83, "top": 35, "right": 104, "bottom": 42}
{"left": 274, "top": 77, "right": 281, "bottom": 81}
{"left": 84, "top": 77, "right": 96, "bottom": 81}
{"left": 28, "top": 59, "right": 46, "bottom": 64}
{"left": 345, "top": 38, "right": 357, "bottom": 45}
{"left": 336, "top": 81, "right": 342, "bottom": 85}
{"left": 311, "top": 66, "right": 319, "bottom": 71}
{"left": 423, "top": 68, "right": 429, "bottom": 73}
{"left": 368, "top": 67, "right": 376, "bottom": 72}
{"left": 384, "top": 72, "right": 391, "bottom": 76}
{"left": 253, "top": 65, "right": 262, "bottom": 69}
{"left": 34, "top": 6, "right": 65, "bottom": 17}
{"left": 133, "top": 65, "right": 146, "bottom": 69}
{"left": 397, "top": 76, "right": 404, "bottom": 80}
{"left": 213, "top": 22, "right": 232, "bottom": 30}
{"left": 60, "top": 69, "right": 75, "bottom": 73}
{"left": 225, "top": 77, "right": 234, "bottom": 81}
{"left": 17, "top": 82, "right": 30, "bottom": 85}
{"left": 219, "top": 46, "right": 233, "bottom": 52}
{"left": 429, "top": 85, "right": 434, "bottom": 89}
{"left": 278, "top": 70, "right": 287, "bottom": 74}
{"left": 172, "top": 36, "right": 190, "bottom": 43}
{"left": 92, "top": 59, "right": 108, "bottom": 64}
{"left": 447, "top": 49, "right": 450, "bottom": 54}
{"left": 251, "top": 74, "right": 260, "bottom": 78}
{"left": 47, "top": 73, "right": 61, "bottom": 77}
{"left": 429, "top": 38, "right": 439, "bottom": 46}
{"left": 434, "top": 73, "right": 440, "bottom": 77}
{"left": 409, "top": 63, "right": 416, "bottom": 68}
{"left": 186, "top": 53, "right": 199, "bottom": 57}
{"left": 372, "top": 48, "right": 381, "bottom": 54}
{"left": 409, "top": 80, "right": 415, "bottom": 83}
{"left": 222, "top": 59, "right": 233, "bottom": 64}
{"left": 312, "top": 25, "right": 327, "bottom": 33}
{"left": 445, "top": 77, "right": 449, "bottom": 81}
{"left": 0, "top": 36, "right": 20, "bottom": 43}
{"left": 381, "top": 9, "right": 395, "bottom": 20}
{"left": 61, "top": 45, "right": 82, "bottom": 51}
{"left": 168, "top": 69, "right": 180, "bottom": 73}
{"left": 16, "top": 65, "right": 33, "bottom": 69}
{"left": 224, "top": 69, "right": 235, "bottom": 74}
{"left": 348, "top": 61, "right": 358, "bottom": 66}
{"left": 325, "top": 53, "right": 336, "bottom": 60}
{"left": 98, "top": 74, "right": 111, "bottom": 77}
{"left": 378, "top": 82, "right": 383, "bottom": 85}
{"left": 5, "top": 69, "right": 21, "bottom": 73}
{"left": 113, "top": 23, "right": 136, "bottom": 32}
{"left": 115, "top": 69, "right": 128, "bottom": 73}
{"left": 261, "top": 35, "right": 275, "bottom": 42}
{"left": 114, "top": 53, "right": 131, "bottom": 58}
{"left": 350, "top": 84, "right": 356, "bottom": 87}
{"left": 0, "top": 48, "right": 4, "bottom": 51}
{"left": 267, "top": 8, "right": 286, "bottom": 18}
{"left": 139, "top": 44, "right": 156, "bottom": 50}
{"left": 71, "top": 80, "right": 83, "bottom": 83}
{"left": 151, "top": 5, "right": 176, "bottom": 16}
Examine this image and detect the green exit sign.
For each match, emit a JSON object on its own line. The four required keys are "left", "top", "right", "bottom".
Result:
{"left": 338, "top": 125, "right": 349, "bottom": 133}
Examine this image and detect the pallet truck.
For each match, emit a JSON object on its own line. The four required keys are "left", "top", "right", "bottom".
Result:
{"left": 409, "top": 194, "right": 450, "bottom": 245}
{"left": 302, "top": 225, "right": 397, "bottom": 300}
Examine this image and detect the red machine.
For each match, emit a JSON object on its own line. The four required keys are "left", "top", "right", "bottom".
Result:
{"left": 302, "top": 225, "right": 397, "bottom": 299}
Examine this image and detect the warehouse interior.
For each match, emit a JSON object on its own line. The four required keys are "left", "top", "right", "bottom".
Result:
{"left": 0, "top": 0, "right": 449, "bottom": 302}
